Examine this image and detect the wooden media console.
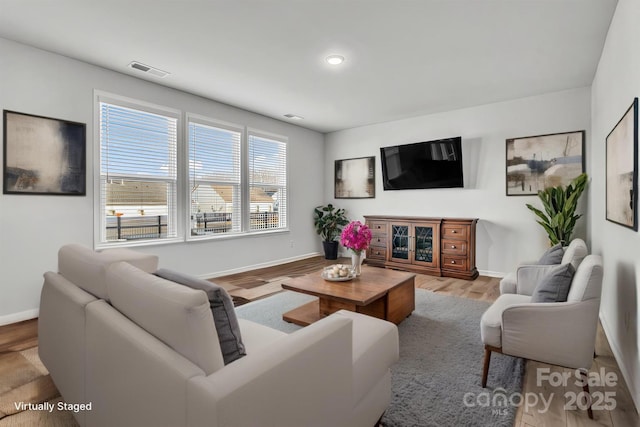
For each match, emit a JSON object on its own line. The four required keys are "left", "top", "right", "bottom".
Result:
{"left": 364, "top": 216, "right": 478, "bottom": 280}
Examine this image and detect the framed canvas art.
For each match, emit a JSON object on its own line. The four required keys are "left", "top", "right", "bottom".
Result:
{"left": 335, "top": 156, "right": 375, "bottom": 199}
{"left": 3, "top": 110, "right": 86, "bottom": 195}
{"left": 606, "top": 98, "right": 638, "bottom": 230}
{"left": 506, "top": 130, "right": 585, "bottom": 196}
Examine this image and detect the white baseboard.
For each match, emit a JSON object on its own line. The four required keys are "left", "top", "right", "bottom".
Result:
{"left": 0, "top": 308, "right": 39, "bottom": 327}
{"left": 479, "top": 269, "right": 505, "bottom": 278}
{"left": 599, "top": 312, "right": 640, "bottom": 414}
{"left": 201, "top": 252, "right": 323, "bottom": 279}
{"left": 204, "top": 260, "right": 506, "bottom": 280}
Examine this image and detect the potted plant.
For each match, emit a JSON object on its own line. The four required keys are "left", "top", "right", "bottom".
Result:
{"left": 526, "top": 173, "right": 588, "bottom": 245}
{"left": 313, "top": 204, "right": 349, "bottom": 259}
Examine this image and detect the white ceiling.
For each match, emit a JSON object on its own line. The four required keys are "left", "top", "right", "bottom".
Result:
{"left": 0, "top": 0, "right": 617, "bottom": 133}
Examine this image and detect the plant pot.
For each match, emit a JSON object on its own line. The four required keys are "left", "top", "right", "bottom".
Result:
{"left": 322, "top": 241, "right": 339, "bottom": 260}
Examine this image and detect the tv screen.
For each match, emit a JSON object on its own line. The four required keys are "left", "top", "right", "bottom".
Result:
{"left": 380, "top": 137, "right": 463, "bottom": 190}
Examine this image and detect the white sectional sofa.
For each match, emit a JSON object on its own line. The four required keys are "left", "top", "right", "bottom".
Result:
{"left": 38, "top": 244, "right": 399, "bottom": 427}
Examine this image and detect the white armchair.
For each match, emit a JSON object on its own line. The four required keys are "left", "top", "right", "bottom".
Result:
{"left": 481, "top": 254, "right": 603, "bottom": 419}
{"left": 499, "top": 238, "right": 589, "bottom": 294}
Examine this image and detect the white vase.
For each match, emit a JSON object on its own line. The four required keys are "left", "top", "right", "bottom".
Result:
{"left": 351, "top": 252, "right": 363, "bottom": 276}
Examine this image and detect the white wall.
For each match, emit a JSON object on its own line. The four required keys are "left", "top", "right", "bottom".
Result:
{"left": 325, "top": 87, "right": 592, "bottom": 276}
{"left": 0, "top": 38, "right": 324, "bottom": 324}
{"left": 590, "top": 0, "right": 640, "bottom": 410}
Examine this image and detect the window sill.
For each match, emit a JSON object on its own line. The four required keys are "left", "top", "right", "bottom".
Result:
{"left": 95, "top": 228, "right": 290, "bottom": 250}
{"left": 95, "top": 237, "right": 184, "bottom": 251}
{"left": 187, "top": 228, "right": 290, "bottom": 243}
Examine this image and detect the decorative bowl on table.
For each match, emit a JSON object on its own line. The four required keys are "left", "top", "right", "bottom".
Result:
{"left": 321, "top": 264, "right": 355, "bottom": 281}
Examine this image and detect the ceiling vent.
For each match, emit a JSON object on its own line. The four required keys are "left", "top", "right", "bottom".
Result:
{"left": 128, "top": 61, "right": 170, "bottom": 78}
{"left": 284, "top": 114, "right": 304, "bottom": 120}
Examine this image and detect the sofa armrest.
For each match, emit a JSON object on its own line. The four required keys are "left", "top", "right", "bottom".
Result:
{"left": 332, "top": 310, "right": 398, "bottom": 406}
{"left": 515, "top": 264, "right": 558, "bottom": 295}
{"left": 187, "top": 315, "right": 355, "bottom": 427}
{"left": 501, "top": 299, "right": 600, "bottom": 369}
{"left": 39, "top": 272, "right": 97, "bottom": 421}
{"left": 519, "top": 260, "right": 538, "bottom": 266}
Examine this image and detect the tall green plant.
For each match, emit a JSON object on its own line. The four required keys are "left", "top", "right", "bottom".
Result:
{"left": 313, "top": 204, "right": 349, "bottom": 242}
{"left": 525, "top": 173, "right": 588, "bottom": 245}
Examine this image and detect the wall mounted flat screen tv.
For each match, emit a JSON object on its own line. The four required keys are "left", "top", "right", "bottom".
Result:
{"left": 380, "top": 136, "right": 463, "bottom": 190}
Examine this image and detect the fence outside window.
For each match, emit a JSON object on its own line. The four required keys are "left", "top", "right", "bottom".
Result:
{"left": 106, "top": 212, "right": 281, "bottom": 241}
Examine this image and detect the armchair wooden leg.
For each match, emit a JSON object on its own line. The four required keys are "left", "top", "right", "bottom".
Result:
{"left": 580, "top": 370, "right": 594, "bottom": 419}
{"left": 482, "top": 346, "right": 492, "bottom": 388}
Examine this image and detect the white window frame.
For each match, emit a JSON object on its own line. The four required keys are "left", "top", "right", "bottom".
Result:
{"left": 93, "top": 91, "right": 290, "bottom": 248}
{"left": 246, "top": 128, "right": 289, "bottom": 234}
{"left": 93, "top": 91, "right": 183, "bottom": 248}
{"left": 186, "top": 113, "right": 244, "bottom": 241}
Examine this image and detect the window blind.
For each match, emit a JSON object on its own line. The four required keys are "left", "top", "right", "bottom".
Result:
{"left": 188, "top": 121, "right": 242, "bottom": 236}
{"left": 99, "top": 102, "right": 178, "bottom": 242}
{"left": 248, "top": 133, "right": 287, "bottom": 231}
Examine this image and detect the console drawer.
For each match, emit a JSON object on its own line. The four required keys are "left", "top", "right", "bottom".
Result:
{"left": 367, "top": 247, "right": 387, "bottom": 260}
{"left": 442, "top": 255, "right": 468, "bottom": 271}
{"left": 442, "top": 224, "right": 468, "bottom": 240}
{"left": 369, "top": 221, "right": 387, "bottom": 233}
{"left": 441, "top": 239, "right": 467, "bottom": 256}
{"left": 370, "top": 234, "right": 387, "bottom": 248}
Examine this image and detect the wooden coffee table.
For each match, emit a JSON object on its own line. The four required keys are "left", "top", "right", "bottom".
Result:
{"left": 282, "top": 266, "right": 416, "bottom": 326}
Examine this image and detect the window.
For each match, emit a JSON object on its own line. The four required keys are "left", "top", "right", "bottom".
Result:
{"left": 95, "top": 92, "right": 289, "bottom": 247}
{"left": 248, "top": 132, "right": 287, "bottom": 231}
{"left": 98, "top": 99, "right": 178, "bottom": 244}
{"left": 188, "top": 118, "right": 242, "bottom": 236}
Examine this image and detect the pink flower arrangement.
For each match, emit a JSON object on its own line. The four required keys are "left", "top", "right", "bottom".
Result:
{"left": 340, "top": 221, "right": 372, "bottom": 254}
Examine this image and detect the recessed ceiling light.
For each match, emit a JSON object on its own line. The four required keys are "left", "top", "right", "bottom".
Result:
{"left": 325, "top": 55, "right": 345, "bottom": 65}
{"left": 284, "top": 114, "right": 304, "bottom": 120}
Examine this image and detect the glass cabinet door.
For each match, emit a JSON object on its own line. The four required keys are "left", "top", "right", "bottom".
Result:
{"left": 413, "top": 225, "right": 434, "bottom": 264}
{"left": 390, "top": 223, "right": 411, "bottom": 263}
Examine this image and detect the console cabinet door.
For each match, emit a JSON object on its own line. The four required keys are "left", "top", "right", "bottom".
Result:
{"left": 389, "top": 221, "right": 440, "bottom": 268}
{"left": 412, "top": 222, "right": 440, "bottom": 268}
{"left": 389, "top": 222, "right": 412, "bottom": 264}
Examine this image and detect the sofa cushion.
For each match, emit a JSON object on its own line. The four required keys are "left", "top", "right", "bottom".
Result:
{"left": 561, "top": 238, "right": 588, "bottom": 269}
{"left": 58, "top": 244, "right": 158, "bottom": 301}
{"left": 480, "top": 294, "right": 532, "bottom": 348}
{"left": 155, "top": 269, "right": 246, "bottom": 365}
{"left": 100, "top": 247, "right": 159, "bottom": 273}
{"left": 106, "top": 262, "right": 224, "bottom": 375}
{"left": 566, "top": 255, "right": 603, "bottom": 302}
{"left": 531, "top": 263, "right": 575, "bottom": 303}
{"left": 538, "top": 243, "right": 564, "bottom": 265}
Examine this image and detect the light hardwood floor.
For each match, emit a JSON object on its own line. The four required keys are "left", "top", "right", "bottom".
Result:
{"left": 1, "top": 257, "right": 637, "bottom": 427}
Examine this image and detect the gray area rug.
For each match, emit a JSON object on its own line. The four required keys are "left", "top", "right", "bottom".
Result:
{"left": 236, "top": 289, "right": 524, "bottom": 427}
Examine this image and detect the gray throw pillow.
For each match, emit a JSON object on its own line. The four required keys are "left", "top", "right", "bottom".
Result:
{"left": 531, "top": 263, "right": 575, "bottom": 303}
{"left": 154, "top": 269, "right": 246, "bottom": 364}
{"left": 538, "top": 243, "right": 564, "bottom": 265}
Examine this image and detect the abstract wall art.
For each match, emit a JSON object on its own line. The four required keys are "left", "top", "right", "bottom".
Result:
{"left": 335, "top": 156, "right": 375, "bottom": 199}
{"left": 506, "top": 130, "right": 585, "bottom": 196}
{"left": 3, "top": 110, "right": 86, "bottom": 195}
{"left": 606, "top": 98, "right": 638, "bottom": 230}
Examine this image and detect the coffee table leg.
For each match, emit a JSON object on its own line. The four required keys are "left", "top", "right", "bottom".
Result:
{"left": 320, "top": 298, "right": 356, "bottom": 317}
{"left": 385, "top": 279, "right": 415, "bottom": 324}
{"left": 282, "top": 300, "right": 321, "bottom": 326}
